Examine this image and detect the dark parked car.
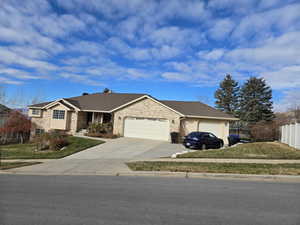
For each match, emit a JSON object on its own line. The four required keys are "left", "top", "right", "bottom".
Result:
{"left": 183, "top": 132, "right": 224, "bottom": 150}
{"left": 228, "top": 134, "right": 241, "bottom": 146}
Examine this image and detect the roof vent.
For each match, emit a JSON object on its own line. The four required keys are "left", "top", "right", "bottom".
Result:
{"left": 82, "top": 93, "right": 89, "bottom": 96}
{"left": 103, "top": 88, "right": 112, "bottom": 94}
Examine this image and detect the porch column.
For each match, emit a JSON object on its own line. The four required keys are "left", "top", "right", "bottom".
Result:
{"left": 92, "top": 112, "right": 95, "bottom": 123}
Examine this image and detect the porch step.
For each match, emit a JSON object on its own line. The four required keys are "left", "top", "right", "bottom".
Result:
{"left": 76, "top": 129, "right": 87, "bottom": 136}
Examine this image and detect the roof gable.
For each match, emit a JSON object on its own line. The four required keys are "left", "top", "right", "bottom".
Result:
{"left": 65, "top": 93, "right": 146, "bottom": 111}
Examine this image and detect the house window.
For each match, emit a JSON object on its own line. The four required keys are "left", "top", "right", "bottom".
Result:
{"left": 35, "top": 128, "right": 44, "bottom": 136}
{"left": 32, "top": 109, "right": 40, "bottom": 115}
{"left": 53, "top": 110, "right": 65, "bottom": 119}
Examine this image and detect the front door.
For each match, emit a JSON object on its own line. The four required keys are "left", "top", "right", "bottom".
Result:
{"left": 87, "top": 112, "right": 93, "bottom": 126}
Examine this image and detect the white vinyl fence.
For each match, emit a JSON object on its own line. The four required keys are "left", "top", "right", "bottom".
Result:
{"left": 280, "top": 123, "right": 300, "bottom": 149}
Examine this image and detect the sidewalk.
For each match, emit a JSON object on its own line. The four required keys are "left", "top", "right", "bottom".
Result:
{"left": 145, "top": 158, "right": 300, "bottom": 164}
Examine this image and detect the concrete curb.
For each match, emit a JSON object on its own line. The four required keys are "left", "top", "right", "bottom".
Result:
{"left": 1, "top": 170, "right": 300, "bottom": 182}
{"left": 146, "top": 158, "right": 300, "bottom": 164}
{"left": 1, "top": 159, "right": 54, "bottom": 163}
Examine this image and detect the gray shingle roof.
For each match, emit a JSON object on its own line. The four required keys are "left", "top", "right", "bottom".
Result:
{"left": 29, "top": 93, "right": 146, "bottom": 111}
{"left": 65, "top": 93, "right": 146, "bottom": 111}
{"left": 28, "top": 93, "right": 236, "bottom": 119}
{"left": 160, "top": 100, "right": 235, "bottom": 119}
{"left": 0, "top": 103, "right": 11, "bottom": 114}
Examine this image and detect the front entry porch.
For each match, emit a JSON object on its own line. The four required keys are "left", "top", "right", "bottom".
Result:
{"left": 77, "top": 112, "right": 113, "bottom": 131}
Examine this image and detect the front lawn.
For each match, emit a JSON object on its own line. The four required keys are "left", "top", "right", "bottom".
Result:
{"left": 0, "top": 162, "right": 41, "bottom": 170}
{"left": 0, "top": 136, "right": 104, "bottom": 159}
{"left": 178, "top": 142, "right": 300, "bottom": 159}
{"left": 127, "top": 161, "right": 300, "bottom": 175}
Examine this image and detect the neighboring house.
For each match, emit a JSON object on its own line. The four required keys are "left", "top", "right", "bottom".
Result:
{"left": 0, "top": 103, "right": 11, "bottom": 127}
{"left": 28, "top": 93, "right": 238, "bottom": 144}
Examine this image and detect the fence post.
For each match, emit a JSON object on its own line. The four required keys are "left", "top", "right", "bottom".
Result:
{"left": 282, "top": 125, "right": 286, "bottom": 144}
{"left": 286, "top": 124, "right": 290, "bottom": 145}
{"left": 295, "top": 123, "right": 300, "bottom": 149}
{"left": 291, "top": 124, "right": 296, "bottom": 148}
{"left": 285, "top": 125, "right": 288, "bottom": 144}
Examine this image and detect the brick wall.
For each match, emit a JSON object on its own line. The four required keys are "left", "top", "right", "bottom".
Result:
{"left": 113, "top": 97, "right": 181, "bottom": 136}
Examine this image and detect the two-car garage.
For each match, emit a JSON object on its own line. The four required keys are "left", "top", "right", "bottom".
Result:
{"left": 124, "top": 117, "right": 170, "bottom": 141}
{"left": 123, "top": 117, "right": 228, "bottom": 142}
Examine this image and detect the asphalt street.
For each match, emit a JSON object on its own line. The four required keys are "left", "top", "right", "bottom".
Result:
{"left": 0, "top": 174, "right": 299, "bottom": 225}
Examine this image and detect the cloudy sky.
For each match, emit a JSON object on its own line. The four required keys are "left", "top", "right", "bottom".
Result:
{"left": 0, "top": 0, "right": 300, "bottom": 110}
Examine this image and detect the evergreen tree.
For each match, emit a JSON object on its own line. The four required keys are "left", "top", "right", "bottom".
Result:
{"left": 214, "top": 74, "right": 239, "bottom": 116}
{"left": 239, "top": 77, "right": 274, "bottom": 123}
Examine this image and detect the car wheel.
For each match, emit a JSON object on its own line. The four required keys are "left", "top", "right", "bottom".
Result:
{"left": 219, "top": 142, "right": 224, "bottom": 148}
{"left": 201, "top": 144, "right": 206, "bottom": 150}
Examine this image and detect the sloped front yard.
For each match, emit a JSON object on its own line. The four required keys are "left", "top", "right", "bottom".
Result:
{"left": 178, "top": 142, "right": 300, "bottom": 159}
{"left": 0, "top": 136, "right": 104, "bottom": 159}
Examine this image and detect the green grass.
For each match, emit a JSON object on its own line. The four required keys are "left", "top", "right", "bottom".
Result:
{"left": 0, "top": 136, "right": 104, "bottom": 159}
{"left": 0, "top": 161, "right": 41, "bottom": 170}
{"left": 178, "top": 142, "right": 300, "bottom": 159}
{"left": 127, "top": 161, "right": 300, "bottom": 175}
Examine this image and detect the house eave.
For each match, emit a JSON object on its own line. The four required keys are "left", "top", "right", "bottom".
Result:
{"left": 184, "top": 115, "right": 239, "bottom": 121}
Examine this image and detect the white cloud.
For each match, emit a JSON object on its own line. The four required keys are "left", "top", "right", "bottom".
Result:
{"left": 209, "top": 19, "right": 235, "bottom": 40}
{"left": 33, "top": 14, "right": 86, "bottom": 38}
{"left": 161, "top": 72, "right": 191, "bottom": 82}
{"left": 0, "top": 47, "right": 57, "bottom": 71}
{"left": 0, "top": 68, "right": 41, "bottom": 80}
{"left": 274, "top": 89, "right": 300, "bottom": 112}
{"left": 226, "top": 31, "right": 300, "bottom": 69}
{"left": 262, "top": 66, "right": 300, "bottom": 89}
{"left": 199, "top": 49, "right": 225, "bottom": 60}
{"left": 231, "top": 3, "right": 300, "bottom": 43}
{"left": 151, "top": 45, "right": 181, "bottom": 60}
{"left": 148, "top": 26, "right": 203, "bottom": 48}
{"left": 60, "top": 73, "right": 104, "bottom": 86}
{"left": 0, "top": 76, "right": 23, "bottom": 85}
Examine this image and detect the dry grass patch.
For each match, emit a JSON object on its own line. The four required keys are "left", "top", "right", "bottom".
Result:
{"left": 127, "top": 161, "right": 300, "bottom": 175}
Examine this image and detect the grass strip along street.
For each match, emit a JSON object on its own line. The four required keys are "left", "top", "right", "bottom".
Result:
{"left": 0, "top": 162, "right": 41, "bottom": 170}
{"left": 178, "top": 142, "right": 300, "bottom": 159}
{"left": 127, "top": 161, "right": 300, "bottom": 175}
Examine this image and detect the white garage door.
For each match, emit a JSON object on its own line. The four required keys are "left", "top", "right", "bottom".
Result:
{"left": 198, "top": 121, "right": 223, "bottom": 139}
{"left": 124, "top": 117, "right": 170, "bottom": 141}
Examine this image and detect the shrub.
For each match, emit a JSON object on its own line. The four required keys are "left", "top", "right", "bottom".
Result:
{"left": 87, "top": 122, "right": 113, "bottom": 134}
{"left": 250, "top": 121, "right": 278, "bottom": 142}
{"left": 34, "top": 130, "right": 69, "bottom": 151}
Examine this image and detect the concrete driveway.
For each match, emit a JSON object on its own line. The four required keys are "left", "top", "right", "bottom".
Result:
{"left": 9, "top": 137, "right": 185, "bottom": 175}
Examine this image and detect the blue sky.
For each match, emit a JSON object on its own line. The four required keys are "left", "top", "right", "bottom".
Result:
{"left": 0, "top": 0, "right": 300, "bottom": 111}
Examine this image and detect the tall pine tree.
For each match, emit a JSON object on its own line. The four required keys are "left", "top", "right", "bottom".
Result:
{"left": 239, "top": 77, "right": 274, "bottom": 123}
{"left": 214, "top": 74, "right": 239, "bottom": 116}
